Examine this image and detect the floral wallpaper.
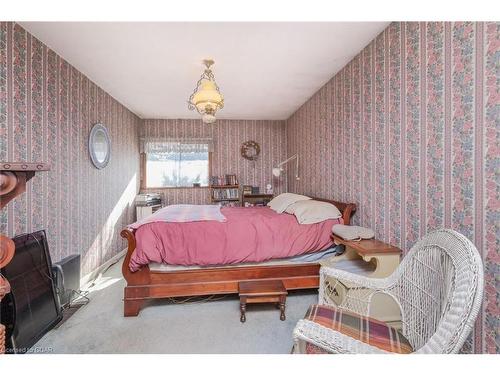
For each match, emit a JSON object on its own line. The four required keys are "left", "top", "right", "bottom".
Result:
{"left": 141, "top": 119, "right": 287, "bottom": 204}
{"left": 0, "top": 22, "right": 141, "bottom": 275}
{"left": 1, "top": 21, "right": 497, "bottom": 353}
{"left": 286, "top": 22, "right": 499, "bottom": 353}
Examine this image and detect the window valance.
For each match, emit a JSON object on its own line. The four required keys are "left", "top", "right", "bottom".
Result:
{"left": 140, "top": 137, "right": 214, "bottom": 154}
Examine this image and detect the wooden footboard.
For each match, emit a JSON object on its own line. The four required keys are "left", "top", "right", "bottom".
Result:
{"left": 121, "top": 198, "right": 356, "bottom": 317}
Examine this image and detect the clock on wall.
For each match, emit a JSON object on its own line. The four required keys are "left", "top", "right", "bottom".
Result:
{"left": 240, "top": 140, "right": 260, "bottom": 161}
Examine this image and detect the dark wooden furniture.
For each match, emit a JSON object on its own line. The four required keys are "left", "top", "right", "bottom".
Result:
{"left": 238, "top": 280, "right": 287, "bottom": 322}
{"left": 330, "top": 234, "right": 401, "bottom": 278}
{"left": 331, "top": 235, "right": 402, "bottom": 256}
{"left": 241, "top": 193, "right": 274, "bottom": 207}
{"left": 121, "top": 197, "right": 356, "bottom": 317}
{"left": 0, "top": 162, "right": 50, "bottom": 354}
{"left": 0, "top": 162, "right": 50, "bottom": 209}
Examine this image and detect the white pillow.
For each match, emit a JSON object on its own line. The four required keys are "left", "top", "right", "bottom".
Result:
{"left": 267, "top": 193, "right": 311, "bottom": 213}
{"left": 288, "top": 200, "right": 342, "bottom": 224}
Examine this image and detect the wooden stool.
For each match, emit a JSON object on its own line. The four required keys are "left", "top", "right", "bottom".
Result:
{"left": 238, "top": 280, "right": 287, "bottom": 323}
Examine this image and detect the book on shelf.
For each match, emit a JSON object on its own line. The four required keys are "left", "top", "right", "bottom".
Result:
{"left": 211, "top": 188, "right": 239, "bottom": 201}
{"left": 242, "top": 185, "right": 253, "bottom": 195}
{"left": 210, "top": 174, "right": 239, "bottom": 186}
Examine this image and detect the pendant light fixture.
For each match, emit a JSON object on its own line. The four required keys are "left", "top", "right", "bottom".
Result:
{"left": 188, "top": 59, "right": 224, "bottom": 124}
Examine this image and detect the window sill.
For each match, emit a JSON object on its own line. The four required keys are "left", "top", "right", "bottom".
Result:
{"left": 142, "top": 186, "right": 210, "bottom": 190}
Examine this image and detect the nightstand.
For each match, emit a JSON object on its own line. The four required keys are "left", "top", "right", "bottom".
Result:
{"left": 321, "top": 235, "right": 402, "bottom": 328}
{"left": 136, "top": 204, "right": 162, "bottom": 221}
{"left": 328, "top": 235, "right": 401, "bottom": 278}
{"left": 241, "top": 193, "right": 274, "bottom": 207}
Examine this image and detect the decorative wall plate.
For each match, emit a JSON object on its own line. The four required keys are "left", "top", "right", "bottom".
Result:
{"left": 240, "top": 140, "right": 260, "bottom": 161}
{"left": 89, "top": 123, "right": 111, "bottom": 169}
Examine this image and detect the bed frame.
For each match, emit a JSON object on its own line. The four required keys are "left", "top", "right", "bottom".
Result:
{"left": 120, "top": 197, "right": 356, "bottom": 316}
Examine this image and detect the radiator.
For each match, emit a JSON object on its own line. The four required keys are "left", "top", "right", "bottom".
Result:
{"left": 52, "top": 254, "right": 81, "bottom": 308}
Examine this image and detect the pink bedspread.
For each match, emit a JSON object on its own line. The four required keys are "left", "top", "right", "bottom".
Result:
{"left": 129, "top": 206, "right": 342, "bottom": 272}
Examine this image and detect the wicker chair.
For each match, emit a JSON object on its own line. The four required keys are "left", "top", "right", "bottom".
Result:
{"left": 293, "top": 229, "right": 484, "bottom": 354}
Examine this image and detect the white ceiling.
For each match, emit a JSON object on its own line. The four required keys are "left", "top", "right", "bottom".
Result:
{"left": 21, "top": 22, "right": 389, "bottom": 120}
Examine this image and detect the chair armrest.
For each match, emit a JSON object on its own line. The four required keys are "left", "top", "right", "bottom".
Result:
{"left": 293, "top": 319, "right": 388, "bottom": 354}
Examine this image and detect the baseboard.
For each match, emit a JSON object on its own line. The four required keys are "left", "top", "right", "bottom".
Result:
{"left": 80, "top": 249, "right": 126, "bottom": 289}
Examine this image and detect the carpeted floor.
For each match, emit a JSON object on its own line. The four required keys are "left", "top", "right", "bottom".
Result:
{"left": 33, "top": 260, "right": 317, "bottom": 354}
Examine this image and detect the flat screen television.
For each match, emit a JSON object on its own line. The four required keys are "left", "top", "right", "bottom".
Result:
{"left": 1, "top": 230, "right": 62, "bottom": 353}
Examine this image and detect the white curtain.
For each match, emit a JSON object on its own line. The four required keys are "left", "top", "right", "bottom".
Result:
{"left": 140, "top": 138, "right": 214, "bottom": 154}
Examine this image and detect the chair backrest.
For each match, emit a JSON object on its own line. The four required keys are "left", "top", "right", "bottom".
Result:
{"left": 386, "top": 229, "right": 484, "bottom": 353}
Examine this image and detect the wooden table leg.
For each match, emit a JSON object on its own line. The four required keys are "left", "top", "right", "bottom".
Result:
{"left": 279, "top": 295, "right": 286, "bottom": 321}
{"left": 240, "top": 298, "right": 246, "bottom": 323}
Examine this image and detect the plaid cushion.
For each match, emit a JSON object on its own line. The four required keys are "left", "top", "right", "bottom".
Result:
{"left": 303, "top": 304, "right": 413, "bottom": 354}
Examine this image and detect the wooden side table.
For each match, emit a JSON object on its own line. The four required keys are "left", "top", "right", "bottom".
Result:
{"left": 321, "top": 235, "right": 403, "bottom": 327}
{"left": 328, "top": 235, "right": 401, "bottom": 278}
{"left": 238, "top": 280, "right": 287, "bottom": 323}
{"left": 241, "top": 193, "right": 274, "bottom": 207}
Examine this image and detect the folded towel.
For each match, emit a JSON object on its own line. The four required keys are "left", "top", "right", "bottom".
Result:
{"left": 128, "top": 204, "right": 227, "bottom": 230}
{"left": 332, "top": 224, "right": 375, "bottom": 241}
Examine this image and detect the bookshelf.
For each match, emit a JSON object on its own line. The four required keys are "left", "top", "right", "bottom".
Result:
{"left": 210, "top": 175, "right": 240, "bottom": 207}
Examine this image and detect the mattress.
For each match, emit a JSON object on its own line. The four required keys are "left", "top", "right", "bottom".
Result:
{"left": 148, "top": 246, "right": 341, "bottom": 272}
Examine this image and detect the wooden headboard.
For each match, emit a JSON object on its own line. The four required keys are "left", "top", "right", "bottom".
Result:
{"left": 310, "top": 196, "right": 356, "bottom": 225}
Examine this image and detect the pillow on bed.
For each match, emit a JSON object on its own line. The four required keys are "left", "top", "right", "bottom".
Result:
{"left": 267, "top": 193, "right": 311, "bottom": 213}
{"left": 287, "top": 200, "right": 342, "bottom": 224}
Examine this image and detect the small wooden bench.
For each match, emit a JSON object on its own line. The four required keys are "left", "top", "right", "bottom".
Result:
{"left": 238, "top": 280, "right": 287, "bottom": 323}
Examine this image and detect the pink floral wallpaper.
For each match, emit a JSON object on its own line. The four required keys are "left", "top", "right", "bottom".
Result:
{"left": 0, "top": 22, "right": 141, "bottom": 275}
{"left": 286, "top": 22, "right": 499, "bottom": 353}
{"left": 1, "top": 21, "right": 497, "bottom": 353}
{"left": 141, "top": 119, "right": 287, "bottom": 204}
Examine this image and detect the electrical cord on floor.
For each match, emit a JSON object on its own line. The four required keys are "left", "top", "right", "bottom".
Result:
{"left": 101, "top": 258, "right": 121, "bottom": 275}
{"left": 67, "top": 289, "right": 90, "bottom": 309}
{"left": 166, "top": 294, "right": 228, "bottom": 305}
{"left": 85, "top": 258, "right": 121, "bottom": 290}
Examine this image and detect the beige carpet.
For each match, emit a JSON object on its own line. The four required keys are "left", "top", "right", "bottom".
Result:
{"left": 33, "top": 260, "right": 317, "bottom": 354}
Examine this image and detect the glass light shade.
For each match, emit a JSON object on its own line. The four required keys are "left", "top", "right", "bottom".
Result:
{"left": 192, "top": 80, "right": 223, "bottom": 112}
{"left": 272, "top": 167, "right": 282, "bottom": 177}
{"left": 202, "top": 113, "right": 216, "bottom": 124}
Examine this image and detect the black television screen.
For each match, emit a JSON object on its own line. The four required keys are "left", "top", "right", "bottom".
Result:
{"left": 1, "top": 230, "right": 62, "bottom": 353}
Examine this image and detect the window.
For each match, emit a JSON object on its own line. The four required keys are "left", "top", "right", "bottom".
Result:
{"left": 143, "top": 139, "right": 211, "bottom": 188}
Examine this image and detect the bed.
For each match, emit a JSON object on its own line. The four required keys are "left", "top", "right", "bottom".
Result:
{"left": 120, "top": 197, "right": 356, "bottom": 316}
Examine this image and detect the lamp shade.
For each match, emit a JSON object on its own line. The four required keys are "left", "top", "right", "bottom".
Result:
{"left": 192, "top": 80, "right": 223, "bottom": 113}
{"left": 272, "top": 154, "right": 299, "bottom": 180}
{"left": 188, "top": 60, "right": 224, "bottom": 124}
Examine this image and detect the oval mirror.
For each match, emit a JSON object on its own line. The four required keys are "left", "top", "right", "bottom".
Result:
{"left": 89, "top": 123, "right": 111, "bottom": 169}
